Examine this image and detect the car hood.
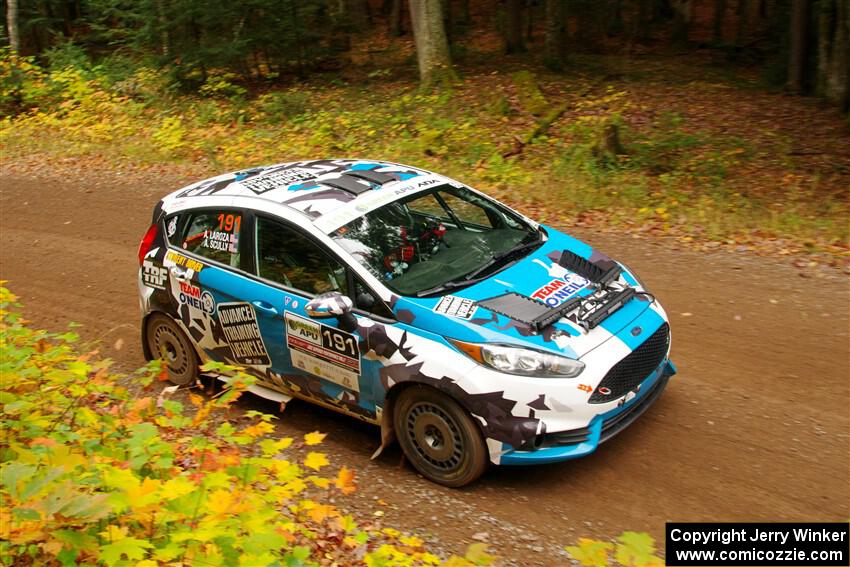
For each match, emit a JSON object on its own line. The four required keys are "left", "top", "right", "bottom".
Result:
{"left": 391, "top": 226, "right": 655, "bottom": 360}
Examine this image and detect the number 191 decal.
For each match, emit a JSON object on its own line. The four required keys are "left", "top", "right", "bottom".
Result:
{"left": 284, "top": 312, "right": 361, "bottom": 391}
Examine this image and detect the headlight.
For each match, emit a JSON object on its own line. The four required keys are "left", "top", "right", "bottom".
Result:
{"left": 449, "top": 340, "right": 584, "bottom": 378}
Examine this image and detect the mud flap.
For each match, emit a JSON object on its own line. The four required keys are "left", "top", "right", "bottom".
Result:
{"left": 371, "top": 406, "right": 396, "bottom": 460}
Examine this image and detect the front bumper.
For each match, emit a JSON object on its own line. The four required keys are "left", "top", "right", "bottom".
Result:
{"left": 499, "top": 359, "right": 676, "bottom": 465}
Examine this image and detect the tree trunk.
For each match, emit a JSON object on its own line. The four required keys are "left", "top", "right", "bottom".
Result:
{"left": 818, "top": 0, "right": 833, "bottom": 96}
{"left": 671, "top": 0, "right": 691, "bottom": 44}
{"left": 458, "top": 0, "right": 471, "bottom": 26}
{"left": 607, "top": 0, "right": 624, "bottom": 36}
{"left": 6, "top": 0, "right": 19, "bottom": 52}
{"left": 632, "top": 0, "right": 652, "bottom": 41}
{"left": 544, "top": 0, "right": 567, "bottom": 70}
{"left": 788, "top": 0, "right": 808, "bottom": 93}
{"left": 390, "top": 0, "right": 405, "bottom": 36}
{"left": 736, "top": 0, "right": 751, "bottom": 46}
{"left": 409, "top": 0, "right": 457, "bottom": 88}
{"left": 156, "top": 0, "right": 170, "bottom": 57}
{"left": 819, "top": 0, "right": 850, "bottom": 109}
{"left": 713, "top": 0, "right": 727, "bottom": 41}
{"left": 442, "top": 0, "right": 452, "bottom": 42}
{"left": 504, "top": 0, "right": 526, "bottom": 53}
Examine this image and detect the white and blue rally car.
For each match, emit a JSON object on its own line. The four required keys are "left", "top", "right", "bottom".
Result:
{"left": 138, "top": 159, "right": 676, "bottom": 487}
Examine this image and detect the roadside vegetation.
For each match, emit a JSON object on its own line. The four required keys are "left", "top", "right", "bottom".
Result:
{"left": 0, "top": 285, "right": 491, "bottom": 565}
{"left": 1, "top": 47, "right": 848, "bottom": 260}
{"left": 0, "top": 284, "right": 668, "bottom": 565}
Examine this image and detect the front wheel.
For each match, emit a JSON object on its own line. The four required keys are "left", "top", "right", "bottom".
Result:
{"left": 393, "top": 386, "right": 488, "bottom": 487}
{"left": 145, "top": 313, "right": 199, "bottom": 386}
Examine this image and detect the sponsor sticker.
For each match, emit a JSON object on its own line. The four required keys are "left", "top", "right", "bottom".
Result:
{"left": 166, "top": 217, "right": 178, "bottom": 237}
{"left": 433, "top": 295, "right": 478, "bottom": 319}
{"left": 202, "top": 229, "right": 238, "bottom": 254}
{"left": 165, "top": 250, "right": 204, "bottom": 272}
{"left": 178, "top": 281, "right": 215, "bottom": 315}
{"left": 285, "top": 312, "right": 360, "bottom": 391}
{"left": 241, "top": 168, "right": 317, "bottom": 194}
{"left": 531, "top": 273, "right": 590, "bottom": 307}
{"left": 217, "top": 303, "right": 271, "bottom": 366}
{"left": 142, "top": 260, "right": 167, "bottom": 290}
{"left": 315, "top": 175, "right": 442, "bottom": 233}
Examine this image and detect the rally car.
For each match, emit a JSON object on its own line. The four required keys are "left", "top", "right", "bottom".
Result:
{"left": 138, "top": 159, "right": 676, "bottom": 487}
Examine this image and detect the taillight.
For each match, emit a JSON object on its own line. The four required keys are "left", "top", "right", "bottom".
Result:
{"left": 138, "top": 223, "right": 159, "bottom": 265}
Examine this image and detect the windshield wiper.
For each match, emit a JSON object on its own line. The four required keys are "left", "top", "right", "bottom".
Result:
{"left": 415, "top": 274, "right": 494, "bottom": 297}
{"left": 461, "top": 236, "right": 543, "bottom": 282}
{"left": 414, "top": 232, "right": 543, "bottom": 298}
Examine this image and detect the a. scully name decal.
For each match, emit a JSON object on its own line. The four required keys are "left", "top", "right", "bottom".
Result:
{"left": 532, "top": 273, "right": 590, "bottom": 307}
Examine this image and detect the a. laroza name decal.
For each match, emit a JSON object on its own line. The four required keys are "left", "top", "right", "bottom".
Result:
{"left": 532, "top": 273, "right": 590, "bottom": 307}
{"left": 285, "top": 312, "right": 360, "bottom": 391}
{"left": 217, "top": 303, "right": 270, "bottom": 366}
{"left": 178, "top": 281, "right": 216, "bottom": 315}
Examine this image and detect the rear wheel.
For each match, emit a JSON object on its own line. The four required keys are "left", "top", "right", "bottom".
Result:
{"left": 393, "top": 386, "right": 488, "bottom": 487}
{"left": 145, "top": 313, "right": 198, "bottom": 386}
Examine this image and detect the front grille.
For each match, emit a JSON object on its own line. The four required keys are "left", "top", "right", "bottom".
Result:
{"left": 538, "top": 427, "right": 591, "bottom": 448}
{"left": 599, "top": 373, "right": 668, "bottom": 442}
{"left": 590, "top": 322, "right": 670, "bottom": 404}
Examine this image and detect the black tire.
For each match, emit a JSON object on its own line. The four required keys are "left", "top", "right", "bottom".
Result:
{"left": 393, "top": 386, "right": 488, "bottom": 487}
{"left": 145, "top": 313, "right": 199, "bottom": 386}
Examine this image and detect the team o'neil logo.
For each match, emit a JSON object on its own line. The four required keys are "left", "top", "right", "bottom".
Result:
{"left": 178, "top": 281, "right": 216, "bottom": 315}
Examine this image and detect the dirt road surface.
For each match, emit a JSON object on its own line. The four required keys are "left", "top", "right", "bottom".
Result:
{"left": 1, "top": 171, "right": 848, "bottom": 564}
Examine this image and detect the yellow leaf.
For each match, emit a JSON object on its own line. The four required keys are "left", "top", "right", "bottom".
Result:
{"left": 41, "top": 539, "right": 63, "bottom": 556}
{"left": 303, "top": 452, "right": 328, "bottom": 471}
{"left": 308, "top": 475, "right": 330, "bottom": 489}
{"left": 210, "top": 490, "right": 253, "bottom": 516}
{"left": 336, "top": 515, "right": 358, "bottom": 532}
{"left": 334, "top": 466, "right": 356, "bottom": 495}
{"left": 307, "top": 503, "right": 338, "bottom": 523}
{"left": 303, "top": 431, "right": 326, "bottom": 446}
{"left": 242, "top": 421, "right": 275, "bottom": 438}
{"left": 160, "top": 476, "right": 196, "bottom": 500}
{"left": 100, "top": 524, "right": 129, "bottom": 542}
{"left": 400, "top": 535, "right": 423, "bottom": 548}
{"left": 126, "top": 477, "right": 161, "bottom": 507}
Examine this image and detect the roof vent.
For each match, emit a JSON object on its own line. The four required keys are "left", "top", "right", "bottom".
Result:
{"left": 345, "top": 169, "right": 397, "bottom": 185}
{"left": 319, "top": 175, "right": 372, "bottom": 195}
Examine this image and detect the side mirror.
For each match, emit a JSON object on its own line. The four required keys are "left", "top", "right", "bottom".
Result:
{"left": 356, "top": 291, "right": 376, "bottom": 310}
{"left": 305, "top": 292, "right": 354, "bottom": 318}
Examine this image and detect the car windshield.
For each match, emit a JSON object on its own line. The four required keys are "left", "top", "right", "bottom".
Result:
{"left": 331, "top": 184, "right": 542, "bottom": 296}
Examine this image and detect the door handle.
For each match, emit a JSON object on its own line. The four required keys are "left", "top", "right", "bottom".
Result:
{"left": 169, "top": 266, "right": 189, "bottom": 280}
{"left": 252, "top": 300, "right": 278, "bottom": 315}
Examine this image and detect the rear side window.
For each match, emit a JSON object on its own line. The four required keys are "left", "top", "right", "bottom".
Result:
{"left": 180, "top": 211, "right": 242, "bottom": 267}
{"left": 163, "top": 214, "right": 182, "bottom": 244}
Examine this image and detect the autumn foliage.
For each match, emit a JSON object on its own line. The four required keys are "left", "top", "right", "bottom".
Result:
{"left": 0, "top": 286, "right": 498, "bottom": 566}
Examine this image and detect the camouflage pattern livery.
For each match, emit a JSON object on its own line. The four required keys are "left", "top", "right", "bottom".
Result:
{"left": 138, "top": 159, "right": 676, "bottom": 468}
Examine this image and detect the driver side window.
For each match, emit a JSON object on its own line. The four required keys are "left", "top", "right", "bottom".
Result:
{"left": 256, "top": 217, "right": 347, "bottom": 296}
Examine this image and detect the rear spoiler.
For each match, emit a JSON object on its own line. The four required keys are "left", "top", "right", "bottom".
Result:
{"left": 151, "top": 199, "right": 165, "bottom": 224}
